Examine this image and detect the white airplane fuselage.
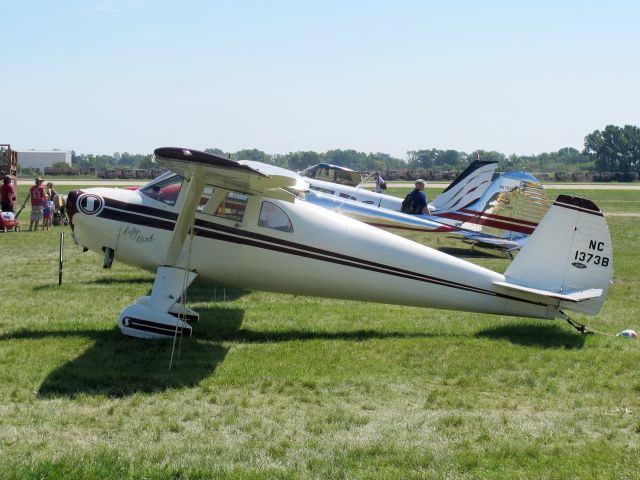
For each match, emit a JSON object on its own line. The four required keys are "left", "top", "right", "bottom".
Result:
{"left": 67, "top": 185, "right": 559, "bottom": 321}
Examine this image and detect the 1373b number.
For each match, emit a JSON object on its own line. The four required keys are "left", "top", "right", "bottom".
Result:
{"left": 574, "top": 250, "right": 609, "bottom": 267}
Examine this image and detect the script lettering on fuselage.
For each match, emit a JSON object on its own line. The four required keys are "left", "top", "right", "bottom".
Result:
{"left": 122, "top": 225, "right": 155, "bottom": 244}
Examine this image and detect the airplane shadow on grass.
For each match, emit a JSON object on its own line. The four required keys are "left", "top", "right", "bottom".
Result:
{"left": 475, "top": 323, "right": 586, "bottom": 349}
{"left": 1, "top": 304, "right": 245, "bottom": 399}
{"left": 2, "top": 308, "right": 584, "bottom": 399}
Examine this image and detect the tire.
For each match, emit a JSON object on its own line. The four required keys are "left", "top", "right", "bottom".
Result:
{"left": 15, "top": 225, "right": 20, "bottom": 232}
{"left": 2, "top": 226, "right": 7, "bottom": 233}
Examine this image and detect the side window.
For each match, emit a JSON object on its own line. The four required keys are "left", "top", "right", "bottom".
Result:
{"left": 335, "top": 170, "right": 359, "bottom": 186}
{"left": 140, "top": 175, "right": 184, "bottom": 206}
{"left": 212, "top": 191, "right": 249, "bottom": 222}
{"left": 316, "top": 168, "right": 333, "bottom": 182}
{"left": 258, "top": 201, "right": 293, "bottom": 233}
{"left": 197, "top": 185, "right": 214, "bottom": 212}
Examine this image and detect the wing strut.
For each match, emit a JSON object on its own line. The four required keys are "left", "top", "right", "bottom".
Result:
{"left": 165, "top": 175, "right": 206, "bottom": 266}
{"left": 117, "top": 173, "right": 206, "bottom": 339}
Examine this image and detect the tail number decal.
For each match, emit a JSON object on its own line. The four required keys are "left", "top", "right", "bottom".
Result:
{"left": 574, "top": 250, "right": 609, "bottom": 267}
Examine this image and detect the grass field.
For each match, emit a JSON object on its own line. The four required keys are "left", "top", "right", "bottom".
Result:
{"left": 1, "top": 185, "right": 639, "bottom": 479}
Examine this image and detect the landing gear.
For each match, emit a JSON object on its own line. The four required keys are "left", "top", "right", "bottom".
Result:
{"left": 118, "top": 266, "right": 198, "bottom": 339}
{"left": 564, "top": 315, "right": 592, "bottom": 335}
{"left": 103, "top": 247, "right": 114, "bottom": 269}
{"left": 119, "top": 305, "right": 193, "bottom": 339}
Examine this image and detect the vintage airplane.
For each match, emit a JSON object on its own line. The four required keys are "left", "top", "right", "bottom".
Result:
{"left": 66, "top": 148, "right": 612, "bottom": 340}
{"left": 300, "top": 160, "right": 500, "bottom": 212}
{"left": 125, "top": 160, "right": 545, "bottom": 256}
{"left": 301, "top": 161, "right": 550, "bottom": 255}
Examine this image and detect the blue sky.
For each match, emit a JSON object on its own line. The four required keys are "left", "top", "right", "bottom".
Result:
{"left": 3, "top": 0, "right": 639, "bottom": 157}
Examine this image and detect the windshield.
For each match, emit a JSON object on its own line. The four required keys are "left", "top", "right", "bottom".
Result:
{"left": 139, "top": 174, "right": 184, "bottom": 206}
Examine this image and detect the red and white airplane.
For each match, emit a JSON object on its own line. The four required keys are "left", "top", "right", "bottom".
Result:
{"left": 66, "top": 148, "right": 613, "bottom": 339}
{"left": 301, "top": 161, "right": 550, "bottom": 255}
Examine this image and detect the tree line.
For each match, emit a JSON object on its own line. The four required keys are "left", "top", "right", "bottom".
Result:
{"left": 65, "top": 124, "right": 639, "bottom": 177}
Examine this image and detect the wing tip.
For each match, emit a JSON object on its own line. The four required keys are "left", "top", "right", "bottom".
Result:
{"left": 154, "top": 147, "right": 232, "bottom": 164}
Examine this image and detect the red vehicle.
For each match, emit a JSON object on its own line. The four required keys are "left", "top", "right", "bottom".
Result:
{"left": 0, "top": 211, "right": 19, "bottom": 232}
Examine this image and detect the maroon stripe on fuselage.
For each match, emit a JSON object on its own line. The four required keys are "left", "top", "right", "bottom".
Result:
{"left": 365, "top": 222, "right": 456, "bottom": 233}
{"left": 459, "top": 208, "right": 539, "bottom": 227}
{"left": 90, "top": 197, "right": 547, "bottom": 308}
{"left": 434, "top": 211, "right": 535, "bottom": 235}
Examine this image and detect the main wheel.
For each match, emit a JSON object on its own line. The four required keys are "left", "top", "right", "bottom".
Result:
{"left": 2, "top": 226, "right": 7, "bottom": 233}
{"left": 15, "top": 225, "right": 21, "bottom": 232}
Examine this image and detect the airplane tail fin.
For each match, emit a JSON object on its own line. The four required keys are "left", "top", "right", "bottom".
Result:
{"left": 430, "top": 160, "right": 498, "bottom": 211}
{"left": 444, "top": 171, "right": 551, "bottom": 239}
{"left": 496, "top": 195, "right": 612, "bottom": 316}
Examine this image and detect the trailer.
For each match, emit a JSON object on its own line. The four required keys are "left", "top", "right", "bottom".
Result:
{"left": 0, "top": 144, "right": 18, "bottom": 178}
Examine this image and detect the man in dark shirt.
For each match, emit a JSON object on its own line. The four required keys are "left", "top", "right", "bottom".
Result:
{"left": 406, "top": 179, "right": 431, "bottom": 215}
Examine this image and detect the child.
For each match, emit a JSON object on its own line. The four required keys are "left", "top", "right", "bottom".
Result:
{"left": 43, "top": 195, "right": 54, "bottom": 230}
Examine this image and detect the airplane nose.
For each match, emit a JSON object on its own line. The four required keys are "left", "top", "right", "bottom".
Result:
{"left": 66, "top": 189, "right": 80, "bottom": 228}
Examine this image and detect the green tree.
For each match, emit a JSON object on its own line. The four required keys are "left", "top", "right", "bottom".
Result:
{"left": 286, "top": 151, "right": 322, "bottom": 171}
{"left": 407, "top": 149, "right": 436, "bottom": 169}
{"left": 583, "top": 124, "right": 640, "bottom": 176}
{"left": 232, "top": 149, "right": 271, "bottom": 163}
{"left": 204, "top": 148, "right": 228, "bottom": 157}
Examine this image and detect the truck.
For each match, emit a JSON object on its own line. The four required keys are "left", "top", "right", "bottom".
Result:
{"left": 0, "top": 144, "right": 18, "bottom": 178}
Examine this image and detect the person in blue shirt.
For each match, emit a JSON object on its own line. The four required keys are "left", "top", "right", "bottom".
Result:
{"left": 406, "top": 179, "right": 431, "bottom": 215}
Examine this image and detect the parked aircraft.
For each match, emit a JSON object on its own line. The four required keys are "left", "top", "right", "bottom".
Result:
{"left": 123, "top": 160, "right": 546, "bottom": 256}
{"left": 302, "top": 161, "right": 550, "bottom": 255}
{"left": 300, "top": 160, "right": 500, "bottom": 212}
{"left": 66, "top": 148, "right": 612, "bottom": 339}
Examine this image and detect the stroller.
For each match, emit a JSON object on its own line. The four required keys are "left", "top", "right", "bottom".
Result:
{"left": 52, "top": 193, "right": 68, "bottom": 226}
{"left": 53, "top": 208, "right": 68, "bottom": 226}
{"left": 0, "top": 210, "right": 20, "bottom": 232}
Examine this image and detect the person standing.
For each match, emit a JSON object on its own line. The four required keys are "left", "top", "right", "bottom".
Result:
{"left": 20, "top": 177, "right": 47, "bottom": 231}
{"left": 373, "top": 172, "right": 386, "bottom": 193}
{"left": 402, "top": 179, "right": 431, "bottom": 215}
{"left": 46, "top": 181, "right": 63, "bottom": 214}
{"left": 46, "top": 181, "right": 57, "bottom": 203}
{"left": 43, "top": 195, "right": 54, "bottom": 230}
{"left": 0, "top": 175, "right": 16, "bottom": 212}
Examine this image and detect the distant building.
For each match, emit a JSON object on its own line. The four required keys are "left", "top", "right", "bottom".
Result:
{"left": 17, "top": 150, "right": 72, "bottom": 172}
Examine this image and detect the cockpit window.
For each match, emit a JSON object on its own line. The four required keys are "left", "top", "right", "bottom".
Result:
{"left": 197, "top": 185, "right": 214, "bottom": 213}
{"left": 258, "top": 201, "right": 293, "bottom": 232}
{"left": 213, "top": 191, "right": 249, "bottom": 222}
{"left": 301, "top": 165, "right": 360, "bottom": 186}
{"left": 335, "top": 169, "right": 360, "bottom": 186}
{"left": 140, "top": 175, "right": 184, "bottom": 206}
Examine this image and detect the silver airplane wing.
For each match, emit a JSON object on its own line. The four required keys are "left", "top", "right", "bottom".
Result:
{"left": 154, "top": 147, "right": 308, "bottom": 196}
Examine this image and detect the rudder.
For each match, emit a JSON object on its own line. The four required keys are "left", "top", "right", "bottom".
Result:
{"left": 502, "top": 195, "right": 612, "bottom": 316}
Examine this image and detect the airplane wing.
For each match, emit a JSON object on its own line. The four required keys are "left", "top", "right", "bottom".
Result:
{"left": 154, "top": 147, "right": 308, "bottom": 195}
{"left": 154, "top": 147, "right": 308, "bottom": 265}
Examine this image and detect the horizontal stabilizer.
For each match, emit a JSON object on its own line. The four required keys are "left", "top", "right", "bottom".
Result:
{"left": 493, "top": 281, "right": 603, "bottom": 303}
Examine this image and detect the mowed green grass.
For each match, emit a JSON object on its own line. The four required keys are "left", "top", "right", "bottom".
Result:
{"left": 0, "top": 185, "right": 639, "bottom": 479}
